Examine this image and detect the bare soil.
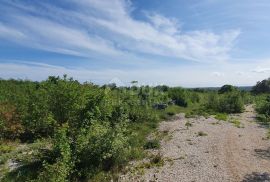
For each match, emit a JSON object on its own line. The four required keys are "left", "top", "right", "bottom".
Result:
{"left": 120, "top": 105, "right": 270, "bottom": 182}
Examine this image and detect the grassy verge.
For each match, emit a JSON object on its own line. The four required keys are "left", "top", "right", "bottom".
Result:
{"left": 229, "top": 119, "right": 244, "bottom": 128}
{"left": 159, "top": 105, "right": 192, "bottom": 120}
{"left": 267, "top": 129, "right": 270, "bottom": 140}
{"left": 214, "top": 113, "right": 228, "bottom": 121}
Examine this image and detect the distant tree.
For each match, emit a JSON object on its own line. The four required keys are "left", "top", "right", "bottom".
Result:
{"left": 252, "top": 78, "right": 270, "bottom": 94}
{"left": 107, "top": 83, "right": 117, "bottom": 89}
{"left": 218, "top": 84, "right": 237, "bottom": 94}
{"left": 155, "top": 85, "right": 169, "bottom": 92}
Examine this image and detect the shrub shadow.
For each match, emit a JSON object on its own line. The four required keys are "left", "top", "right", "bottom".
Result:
{"left": 242, "top": 172, "right": 270, "bottom": 182}
{"left": 254, "top": 147, "right": 270, "bottom": 160}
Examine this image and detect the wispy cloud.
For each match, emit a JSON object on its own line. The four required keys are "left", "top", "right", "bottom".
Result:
{"left": 0, "top": 60, "right": 268, "bottom": 87}
{"left": 0, "top": 0, "right": 240, "bottom": 62}
{"left": 0, "top": 23, "right": 25, "bottom": 40}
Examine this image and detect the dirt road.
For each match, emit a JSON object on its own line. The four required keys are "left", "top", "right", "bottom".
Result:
{"left": 120, "top": 105, "right": 270, "bottom": 182}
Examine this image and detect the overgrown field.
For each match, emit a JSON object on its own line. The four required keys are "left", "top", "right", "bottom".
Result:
{"left": 0, "top": 75, "right": 269, "bottom": 181}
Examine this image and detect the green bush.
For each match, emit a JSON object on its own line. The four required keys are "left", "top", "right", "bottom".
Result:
{"left": 229, "top": 119, "right": 243, "bottom": 128}
{"left": 252, "top": 78, "right": 270, "bottom": 94}
{"left": 206, "top": 91, "right": 244, "bottom": 114}
{"left": 168, "top": 88, "right": 188, "bottom": 107}
{"left": 219, "top": 92, "right": 244, "bottom": 113}
{"left": 256, "top": 95, "right": 270, "bottom": 126}
{"left": 218, "top": 85, "right": 237, "bottom": 94}
{"left": 143, "top": 139, "right": 160, "bottom": 149}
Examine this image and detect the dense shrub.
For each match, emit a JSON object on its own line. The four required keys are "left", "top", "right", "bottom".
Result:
{"left": 0, "top": 76, "right": 166, "bottom": 181}
{"left": 219, "top": 92, "right": 244, "bottom": 113}
{"left": 168, "top": 88, "right": 188, "bottom": 107}
{"left": 218, "top": 84, "right": 237, "bottom": 94}
{"left": 0, "top": 102, "right": 24, "bottom": 139}
{"left": 252, "top": 78, "right": 270, "bottom": 94}
{"left": 256, "top": 95, "right": 270, "bottom": 125}
{"left": 257, "top": 96, "right": 270, "bottom": 115}
{"left": 206, "top": 91, "right": 244, "bottom": 113}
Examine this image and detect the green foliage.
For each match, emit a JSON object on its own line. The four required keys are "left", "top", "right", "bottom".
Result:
{"left": 252, "top": 78, "right": 270, "bottom": 94}
{"left": 256, "top": 95, "right": 270, "bottom": 126}
{"left": 0, "top": 143, "right": 16, "bottom": 154}
{"left": 143, "top": 139, "right": 160, "bottom": 149}
{"left": 219, "top": 92, "right": 244, "bottom": 113}
{"left": 185, "top": 107, "right": 210, "bottom": 118}
{"left": 206, "top": 91, "right": 244, "bottom": 114}
{"left": 0, "top": 76, "right": 171, "bottom": 181}
{"left": 214, "top": 113, "right": 228, "bottom": 121}
{"left": 35, "top": 126, "right": 72, "bottom": 182}
{"left": 256, "top": 96, "right": 270, "bottom": 115}
{"left": 229, "top": 119, "right": 243, "bottom": 128}
{"left": 0, "top": 75, "right": 257, "bottom": 181}
{"left": 0, "top": 102, "right": 24, "bottom": 139}
{"left": 218, "top": 85, "right": 237, "bottom": 94}
{"left": 159, "top": 105, "right": 186, "bottom": 120}
{"left": 168, "top": 88, "right": 188, "bottom": 107}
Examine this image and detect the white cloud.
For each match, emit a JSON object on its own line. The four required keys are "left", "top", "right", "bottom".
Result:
{"left": 212, "top": 72, "right": 224, "bottom": 77}
{"left": 0, "top": 0, "right": 240, "bottom": 62}
{"left": 236, "top": 71, "right": 244, "bottom": 75}
{"left": 252, "top": 66, "right": 270, "bottom": 73}
{"left": 84, "top": 0, "right": 240, "bottom": 62}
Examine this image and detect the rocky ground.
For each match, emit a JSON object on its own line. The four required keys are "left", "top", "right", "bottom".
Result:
{"left": 119, "top": 105, "right": 270, "bottom": 182}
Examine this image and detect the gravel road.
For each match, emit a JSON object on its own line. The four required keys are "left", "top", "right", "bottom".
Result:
{"left": 120, "top": 105, "right": 270, "bottom": 182}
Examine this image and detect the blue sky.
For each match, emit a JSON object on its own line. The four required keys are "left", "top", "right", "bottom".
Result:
{"left": 0, "top": 0, "right": 270, "bottom": 87}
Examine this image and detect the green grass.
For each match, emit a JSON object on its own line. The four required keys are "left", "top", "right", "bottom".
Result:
{"left": 229, "top": 119, "right": 243, "bottom": 128}
{"left": 0, "top": 143, "right": 16, "bottom": 154}
{"left": 128, "top": 121, "right": 157, "bottom": 160}
{"left": 267, "top": 129, "right": 270, "bottom": 139}
{"left": 185, "top": 105, "right": 210, "bottom": 118}
{"left": 256, "top": 114, "right": 270, "bottom": 126}
{"left": 125, "top": 105, "right": 187, "bottom": 164}
{"left": 161, "top": 103, "right": 207, "bottom": 119}
{"left": 0, "top": 139, "right": 51, "bottom": 181}
{"left": 214, "top": 113, "right": 228, "bottom": 121}
{"left": 159, "top": 105, "right": 190, "bottom": 120}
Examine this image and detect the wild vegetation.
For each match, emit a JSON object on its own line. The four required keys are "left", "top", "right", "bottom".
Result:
{"left": 252, "top": 78, "right": 270, "bottom": 94}
{"left": 0, "top": 75, "right": 268, "bottom": 181}
{"left": 252, "top": 78, "right": 270, "bottom": 126}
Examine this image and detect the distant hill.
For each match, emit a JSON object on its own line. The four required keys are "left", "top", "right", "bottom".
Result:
{"left": 188, "top": 86, "right": 252, "bottom": 91}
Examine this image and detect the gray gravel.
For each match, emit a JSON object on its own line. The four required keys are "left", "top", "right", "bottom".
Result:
{"left": 119, "top": 105, "right": 270, "bottom": 182}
